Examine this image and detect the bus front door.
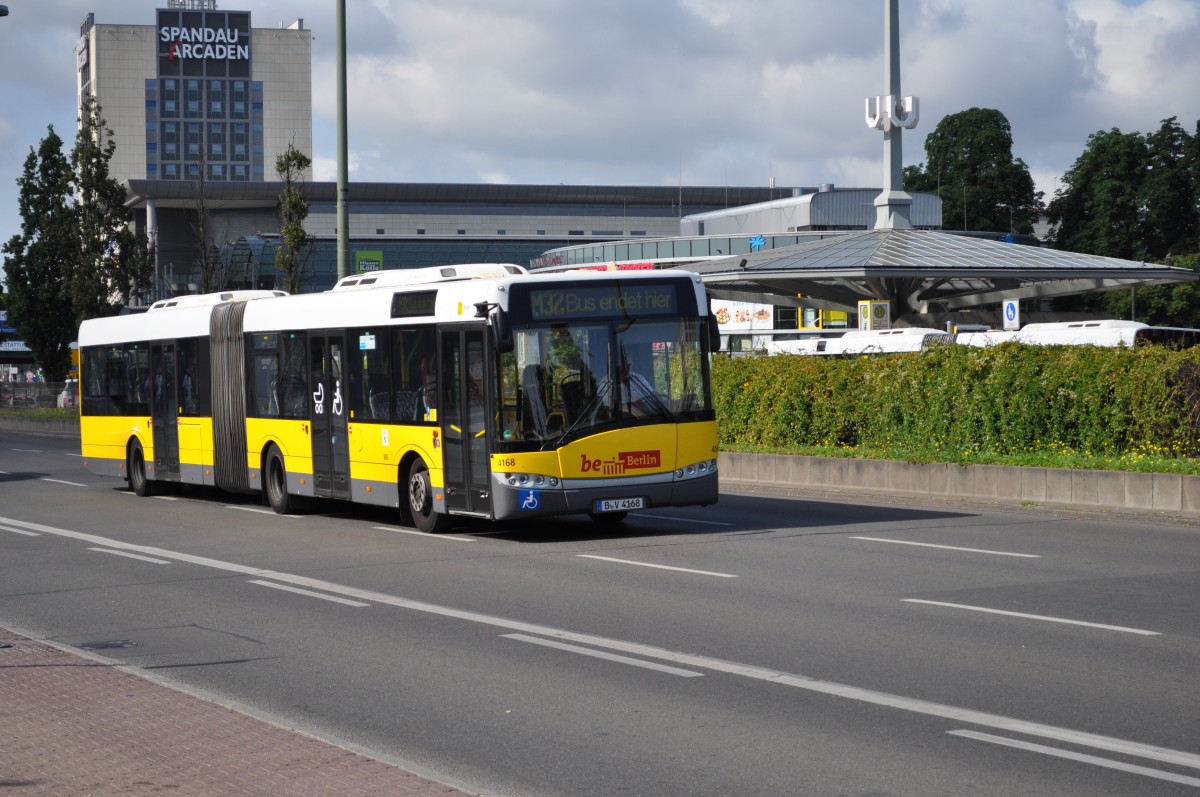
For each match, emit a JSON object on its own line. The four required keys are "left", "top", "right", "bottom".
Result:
{"left": 439, "top": 327, "right": 492, "bottom": 516}
{"left": 309, "top": 333, "right": 351, "bottom": 500}
{"left": 150, "top": 342, "right": 179, "bottom": 481}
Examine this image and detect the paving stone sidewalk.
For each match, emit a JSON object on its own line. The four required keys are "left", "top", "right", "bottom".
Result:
{"left": 0, "top": 626, "right": 477, "bottom": 796}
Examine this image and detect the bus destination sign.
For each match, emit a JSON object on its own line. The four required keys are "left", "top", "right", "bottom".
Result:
{"left": 528, "top": 284, "right": 678, "bottom": 320}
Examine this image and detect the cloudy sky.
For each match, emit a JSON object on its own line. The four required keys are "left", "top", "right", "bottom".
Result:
{"left": 1, "top": 0, "right": 1199, "bottom": 252}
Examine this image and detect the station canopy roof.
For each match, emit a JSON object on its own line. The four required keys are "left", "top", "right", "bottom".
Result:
{"left": 684, "top": 228, "right": 1197, "bottom": 319}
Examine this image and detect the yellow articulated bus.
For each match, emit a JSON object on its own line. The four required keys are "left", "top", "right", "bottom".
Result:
{"left": 78, "top": 264, "right": 719, "bottom": 531}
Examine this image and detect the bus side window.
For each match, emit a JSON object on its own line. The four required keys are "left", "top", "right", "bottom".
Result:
{"left": 252, "top": 334, "right": 280, "bottom": 417}
{"left": 280, "top": 332, "right": 307, "bottom": 417}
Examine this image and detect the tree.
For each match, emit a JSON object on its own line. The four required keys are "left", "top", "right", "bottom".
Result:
{"left": 1046, "top": 128, "right": 1150, "bottom": 261}
{"left": 1, "top": 128, "right": 77, "bottom": 380}
{"left": 1046, "top": 118, "right": 1200, "bottom": 264}
{"left": 1142, "top": 117, "right": 1199, "bottom": 259}
{"left": 189, "top": 158, "right": 226, "bottom": 294}
{"left": 274, "top": 142, "right": 313, "bottom": 294}
{"left": 1102, "top": 253, "right": 1200, "bottom": 327}
{"left": 2, "top": 101, "right": 154, "bottom": 380}
{"left": 903, "top": 107, "right": 1042, "bottom": 234}
{"left": 70, "top": 95, "right": 153, "bottom": 315}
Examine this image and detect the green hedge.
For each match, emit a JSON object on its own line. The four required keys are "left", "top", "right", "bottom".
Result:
{"left": 712, "top": 344, "right": 1200, "bottom": 466}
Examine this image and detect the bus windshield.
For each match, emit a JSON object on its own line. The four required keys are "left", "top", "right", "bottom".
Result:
{"left": 497, "top": 317, "right": 711, "bottom": 447}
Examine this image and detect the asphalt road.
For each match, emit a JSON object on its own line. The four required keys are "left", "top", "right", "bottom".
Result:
{"left": 3, "top": 430, "right": 1199, "bottom": 796}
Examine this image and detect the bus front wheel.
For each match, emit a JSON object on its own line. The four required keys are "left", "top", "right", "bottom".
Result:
{"left": 128, "top": 440, "right": 153, "bottom": 497}
{"left": 265, "top": 446, "right": 293, "bottom": 515}
{"left": 407, "top": 459, "right": 449, "bottom": 533}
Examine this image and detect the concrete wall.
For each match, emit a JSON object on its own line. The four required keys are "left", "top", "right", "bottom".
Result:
{"left": 719, "top": 452, "right": 1200, "bottom": 518}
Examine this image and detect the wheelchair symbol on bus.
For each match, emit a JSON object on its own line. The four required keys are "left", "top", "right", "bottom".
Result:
{"left": 519, "top": 490, "right": 540, "bottom": 511}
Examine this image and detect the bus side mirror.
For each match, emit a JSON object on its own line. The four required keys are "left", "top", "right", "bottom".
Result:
{"left": 494, "top": 307, "right": 514, "bottom": 353}
{"left": 708, "top": 314, "right": 720, "bottom": 352}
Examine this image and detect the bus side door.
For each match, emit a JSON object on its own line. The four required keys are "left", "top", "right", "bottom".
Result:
{"left": 309, "top": 332, "right": 351, "bottom": 500}
{"left": 150, "top": 342, "right": 179, "bottom": 480}
{"left": 439, "top": 327, "right": 491, "bottom": 516}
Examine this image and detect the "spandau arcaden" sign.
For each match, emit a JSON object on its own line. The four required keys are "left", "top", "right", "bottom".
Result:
{"left": 159, "top": 22, "right": 248, "bottom": 60}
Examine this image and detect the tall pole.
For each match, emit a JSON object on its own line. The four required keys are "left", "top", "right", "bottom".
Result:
{"left": 865, "top": 0, "right": 918, "bottom": 230}
{"left": 336, "top": 0, "right": 350, "bottom": 280}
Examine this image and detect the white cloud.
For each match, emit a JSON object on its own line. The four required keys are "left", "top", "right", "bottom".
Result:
{"left": 3, "top": 0, "right": 1200, "bottom": 249}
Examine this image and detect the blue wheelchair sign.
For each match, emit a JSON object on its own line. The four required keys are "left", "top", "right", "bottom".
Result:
{"left": 519, "top": 490, "right": 540, "bottom": 511}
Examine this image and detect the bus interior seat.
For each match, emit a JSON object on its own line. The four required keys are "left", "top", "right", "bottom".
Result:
{"left": 395, "top": 390, "right": 419, "bottom": 420}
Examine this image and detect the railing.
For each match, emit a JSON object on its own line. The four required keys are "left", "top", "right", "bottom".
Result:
{"left": 0, "top": 381, "right": 75, "bottom": 409}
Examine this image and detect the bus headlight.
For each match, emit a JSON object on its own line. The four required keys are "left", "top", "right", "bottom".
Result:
{"left": 503, "top": 472, "right": 562, "bottom": 489}
{"left": 674, "top": 459, "right": 717, "bottom": 481}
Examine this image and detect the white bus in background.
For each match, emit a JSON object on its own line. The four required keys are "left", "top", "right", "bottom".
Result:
{"left": 766, "top": 327, "right": 953, "bottom": 356}
{"left": 956, "top": 320, "right": 1200, "bottom": 349}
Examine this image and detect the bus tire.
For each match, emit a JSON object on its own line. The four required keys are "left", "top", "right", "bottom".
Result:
{"left": 265, "top": 445, "right": 293, "bottom": 515}
{"left": 407, "top": 458, "right": 449, "bottom": 533}
{"left": 128, "top": 440, "right": 153, "bottom": 497}
{"left": 588, "top": 510, "right": 628, "bottom": 524}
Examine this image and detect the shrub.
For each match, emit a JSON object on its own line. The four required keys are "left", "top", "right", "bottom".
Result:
{"left": 711, "top": 344, "right": 1200, "bottom": 468}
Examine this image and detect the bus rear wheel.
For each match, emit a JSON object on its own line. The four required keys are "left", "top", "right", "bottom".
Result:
{"left": 265, "top": 446, "right": 293, "bottom": 515}
{"left": 128, "top": 440, "right": 153, "bottom": 497}
{"left": 407, "top": 459, "right": 449, "bottom": 533}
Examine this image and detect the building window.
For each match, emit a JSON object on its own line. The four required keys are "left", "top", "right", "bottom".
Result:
{"left": 231, "top": 123, "right": 248, "bottom": 161}
{"left": 232, "top": 164, "right": 248, "bottom": 181}
{"left": 185, "top": 79, "right": 202, "bottom": 118}
{"left": 163, "top": 163, "right": 180, "bottom": 180}
{"left": 185, "top": 122, "right": 201, "bottom": 160}
{"left": 497, "top": 229, "right": 506, "bottom": 235}
{"left": 161, "top": 122, "right": 178, "bottom": 159}
{"left": 159, "top": 78, "right": 178, "bottom": 119}
{"left": 417, "top": 229, "right": 425, "bottom": 235}
{"left": 230, "top": 81, "right": 248, "bottom": 119}
{"left": 376, "top": 228, "right": 385, "bottom": 235}
{"left": 537, "top": 230, "right": 546, "bottom": 235}
{"left": 207, "top": 163, "right": 225, "bottom": 181}
{"left": 457, "top": 229, "right": 466, "bottom": 235}
{"left": 207, "top": 80, "right": 225, "bottom": 118}
{"left": 207, "top": 122, "right": 225, "bottom": 160}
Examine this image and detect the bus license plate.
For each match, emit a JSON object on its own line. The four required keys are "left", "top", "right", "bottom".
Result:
{"left": 595, "top": 497, "right": 643, "bottom": 513}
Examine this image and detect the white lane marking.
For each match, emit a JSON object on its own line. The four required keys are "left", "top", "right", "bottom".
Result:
{"left": 576, "top": 554, "right": 737, "bottom": 578}
{"left": 0, "top": 524, "right": 40, "bottom": 536}
{"left": 154, "top": 495, "right": 180, "bottom": 501}
{"left": 248, "top": 579, "right": 370, "bottom": 607}
{"left": 11, "top": 448, "right": 42, "bottom": 453}
{"left": 4, "top": 513, "right": 1195, "bottom": 771}
{"left": 372, "top": 526, "right": 477, "bottom": 542}
{"left": 902, "top": 599, "right": 1160, "bottom": 636}
{"left": 66, "top": 453, "right": 83, "bottom": 457}
{"left": 225, "top": 506, "right": 303, "bottom": 518}
{"left": 89, "top": 547, "right": 172, "bottom": 565}
{"left": 634, "top": 513, "right": 735, "bottom": 527}
{"left": 852, "top": 536, "right": 1040, "bottom": 558}
{"left": 41, "top": 478, "right": 87, "bottom": 487}
{"left": 950, "top": 730, "right": 1200, "bottom": 787}
{"left": 502, "top": 633, "right": 703, "bottom": 677}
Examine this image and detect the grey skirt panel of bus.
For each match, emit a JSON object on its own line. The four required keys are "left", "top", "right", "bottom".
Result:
{"left": 210, "top": 301, "right": 251, "bottom": 493}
